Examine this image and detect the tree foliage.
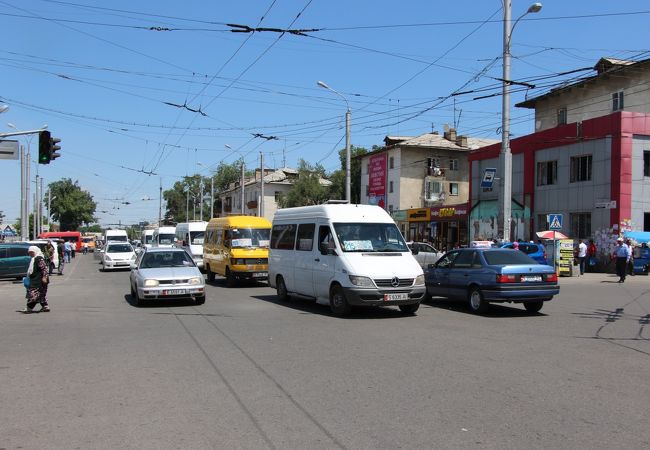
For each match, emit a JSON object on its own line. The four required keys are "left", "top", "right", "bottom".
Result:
{"left": 328, "top": 145, "right": 369, "bottom": 204}
{"left": 48, "top": 178, "right": 97, "bottom": 231}
{"left": 279, "top": 160, "right": 330, "bottom": 208}
{"left": 163, "top": 161, "right": 243, "bottom": 223}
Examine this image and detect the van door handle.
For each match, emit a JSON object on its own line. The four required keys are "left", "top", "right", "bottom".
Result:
{"left": 314, "top": 258, "right": 320, "bottom": 262}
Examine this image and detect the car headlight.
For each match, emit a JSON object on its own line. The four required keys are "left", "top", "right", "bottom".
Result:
{"left": 130, "top": 254, "right": 137, "bottom": 260}
{"left": 104, "top": 255, "right": 112, "bottom": 261}
{"left": 188, "top": 277, "right": 203, "bottom": 285}
{"left": 349, "top": 275, "right": 374, "bottom": 287}
{"left": 230, "top": 258, "right": 245, "bottom": 265}
{"left": 414, "top": 274, "right": 425, "bottom": 286}
{"left": 144, "top": 279, "right": 159, "bottom": 287}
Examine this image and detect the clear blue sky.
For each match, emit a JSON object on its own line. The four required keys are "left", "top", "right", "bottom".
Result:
{"left": 1, "top": 0, "right": 648, "bottom": 226}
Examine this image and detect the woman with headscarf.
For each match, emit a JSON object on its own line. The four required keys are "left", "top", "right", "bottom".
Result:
{"left": 21, "top": 245, "right": 50, "bottom": 314}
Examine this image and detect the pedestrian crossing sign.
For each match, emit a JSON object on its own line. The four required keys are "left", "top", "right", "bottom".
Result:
{"left": 547, "top": 214, "right": 563, "bottom": 230}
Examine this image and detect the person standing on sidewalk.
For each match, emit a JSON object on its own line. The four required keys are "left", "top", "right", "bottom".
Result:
{"left": 21, "top": 246, "right": 50, "bottom": 313}
{"left": 57, "top": 240, "right": 65, "bottom": 275}
{"left": 576, "top": 239, "right": 588, "bottom": 275}
{"left": 625, "top": 239, "right": 635, "bottom": 276}
{"left": 63, "top": 240, "right": 72, "bottom": 263}
{"left": 614, "top": 237, "right": 631, "bottom": 283}
{"left": 587, "top": 239, "right": 597, "bottom": 272}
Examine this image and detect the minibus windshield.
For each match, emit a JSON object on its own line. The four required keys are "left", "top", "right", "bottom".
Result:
{"left": 190, "top": 231, "right": 205, "bottom": 245}
{"left": 334, "top": 222, "right": 408, "bottom": 253}
{"left": 227, "top": 228, "right": 270, "bottom": 248}
{"left": 158, "top": 234, "right": 175, "bottom": 245}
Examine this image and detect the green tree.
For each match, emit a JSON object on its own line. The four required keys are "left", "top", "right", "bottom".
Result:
{"left": 48, "top": 179, "right": 97, "bottom": 231}
{"left": 279, "top": 160, "right": 330, "bottom": 208}
{"left": 328, "top": 145, "right": 369, "bottom": 204}
{"left": 79, "top": 224, "right": 103, "bottom": 233}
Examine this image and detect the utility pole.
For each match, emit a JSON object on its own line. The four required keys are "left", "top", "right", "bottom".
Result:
{"left": 158, "top": 178, "right": 162, "bottom": 226}
{"left": 260, "top": 152, "right": 265, "bottom": 218}
{"left": 210, "top": 177, "right": 214, "bottom": 219}
{"left": 241, "top": 162, "right": 245, "bottom": 215}
{"left": 20, "top": 145, "right": 27, "bottom": 240}
{"left": 200, "top": 180, "right": 204, "bottom": 221}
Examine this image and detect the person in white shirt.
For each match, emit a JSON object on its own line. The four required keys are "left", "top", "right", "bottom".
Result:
{"left": 576, "top": 239, "right": 588, "bottom": 275}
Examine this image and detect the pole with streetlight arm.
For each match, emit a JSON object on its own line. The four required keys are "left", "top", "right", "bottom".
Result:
{"left": 317, "top": 81, "right": 351, "bottom": 203}
{"left": 499, "top": 2, "right": 542, "bottom": 242}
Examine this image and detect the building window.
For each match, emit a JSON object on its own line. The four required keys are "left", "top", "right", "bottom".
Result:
{"left": 427, "top": 157, "right": 440, "bottom": 168}
{"left": 389, "top": 181, "right": 394, "bottom": 193}
{"left": 274, "top": 191, "right": 282, "bottom": 202}
{"left": 424, "top": 180, "right": 441, "bottom": 201}
{"left": 570, "top": 213, "right": 591, "bottom": 239}
{"left": 570, "top": 155, "right": 592, "bottom": 182}
{"left": 449, "top": 159, "right": 459, "bottom": 171}
{"left": 389, "top": 156, "right": 394, "bottom": 169}
{"left": 537, "top": 214, "right": 548, "bottom": 231}
{"left": 612, "top": 91, "right": 624, "bottom": 111}
{"left": 557, "top": 107, "right": 567, "bottom": 125}
{"left": 644, "top": 151, "right": 650, "bottom": 177}
{"left": 449, "top": 182, "right": 459, "bottom": 196}
{"left": 537, "top": 160, "right": 558, "bottom": 186}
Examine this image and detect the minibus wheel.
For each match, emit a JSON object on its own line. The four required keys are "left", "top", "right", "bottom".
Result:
{"left": 276, "top": 276, "right": 289, "bottom": 301}
{"left": 225, "top": 268, "right": 236, "bottom": 287}
{"left": 206, "top": 265, "right": 215, "bottom": 282}
{"left": 330, "top": 284, "right": 351, "bottom": 317}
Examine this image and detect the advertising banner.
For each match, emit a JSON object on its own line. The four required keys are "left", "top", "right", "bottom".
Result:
{"left": 368, "top": 153, "right": 387, "bottom": 208}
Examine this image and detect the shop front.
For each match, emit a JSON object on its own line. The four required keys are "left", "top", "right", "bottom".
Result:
{"left": 429, "top": 203, "right": 469, "bottom": 252}
{"left": 407, "top": 208, "right": 430, "bottom": 243}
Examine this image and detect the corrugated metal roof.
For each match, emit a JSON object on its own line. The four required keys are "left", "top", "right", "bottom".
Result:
{"left": 393, "top": 133, "right": 499, "bottom": 151}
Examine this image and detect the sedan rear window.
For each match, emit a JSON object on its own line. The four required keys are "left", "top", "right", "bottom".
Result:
{"left": 483, "top": 250, "right": 538, "bottom": 265}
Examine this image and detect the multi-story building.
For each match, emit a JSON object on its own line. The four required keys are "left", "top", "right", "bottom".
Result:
{"left": 217, "top": 167, "right": 332, "bottom": 221}
{"left": 468, "top": 57, "right": 650, "bottom": 249}
{"left": 358, "top": 128, "right": 497, "bottom": 250}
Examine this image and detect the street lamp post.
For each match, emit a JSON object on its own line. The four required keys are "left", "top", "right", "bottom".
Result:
{"left": 317, "top": 81, "right": 351, "bottom": 203}
{"left": 499, "top": 2, "right": 542, "bottom": 242}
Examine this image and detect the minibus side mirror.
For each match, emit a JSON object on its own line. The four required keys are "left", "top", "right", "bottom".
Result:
{"left": 319, "top": 243, "right": 337, "bottom": 256}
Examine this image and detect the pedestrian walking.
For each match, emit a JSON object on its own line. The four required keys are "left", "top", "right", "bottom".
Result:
{"left": 57, "top": 240, "right": 65, "bottom": 275}
{"left": 626, "top": 239, "right": 635, "bottom": 276}
{"left": 63, "top": 240, "right": 72, "bottom": 263}
{"left": 21, "top": 246, "right": 50, "bottom": 313}
{"left": 576, "top": 239, "right": 588, "bottom": 275}
{"left": 614, "top": 237, "right": 631, "bottom": 283}
{"left": 587, "top": 239, "right": 597, "bottom": 272}
{"left": 70, "top": 241, "right": 76, "bottom": 259}
{"left": 82, "top": 241, "right": 88, "bottom": 255}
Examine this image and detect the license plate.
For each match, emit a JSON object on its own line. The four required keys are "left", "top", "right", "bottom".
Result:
{"left": 252, "top": 273, "right": 266, "bottom": 278}
{"left": 521, "top": 275, "right": 542, "bottom": 282}
{"left": 384, "top": 293, "right": 408, "bottom": 301}
{"left": 163, "top": 289, "right": 186, "bottom": 295}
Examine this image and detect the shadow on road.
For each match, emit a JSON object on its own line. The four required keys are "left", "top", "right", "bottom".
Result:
{"left": 251, "top": 294, "right": 419, "bottom": 319}
{"left": 422, "top": 298, "right": 548, "bottom": 318}
{"left": 123, "top": 294, "right": 197, "bottom": 308}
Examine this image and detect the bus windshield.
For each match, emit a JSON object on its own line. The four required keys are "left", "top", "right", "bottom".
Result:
{"left": 226, "top": 228, "right": 270, "bottom": 248}
{"left": 333, "top": 222, "right": 408, "bottom": 253}
{"left": 158, "top": 234, "right": 175, "bottom": 245}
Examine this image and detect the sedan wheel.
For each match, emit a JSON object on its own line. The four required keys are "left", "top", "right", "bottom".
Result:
{"left": 468, "top": 287, "right": 488, "bottom": 314}
{"left": 195, "top": 295, "right": 206, "bottom": 305}
{"left": 524, "top": 300, "right": 544, "bottom": 313}
{"left": 131, "top": 283, "right": 143, "bottom": 307}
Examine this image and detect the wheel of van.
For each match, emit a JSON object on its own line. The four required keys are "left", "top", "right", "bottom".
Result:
{"left": 225, "top": 268, "right": 236, "bottom": 287}
{"left": 467, "top": 286, "right": 488, "bottom": 314}
{"left": 399, "top": 303, "right": 420, "bottom": 315}
{"left": 524, "top": 300, "right": 544, "bottom": 313}
{"left": 276, "top": 276, "right": 290, "bottom": 301}
{"left": 330, "top": 284, "right": 351, "bottom": 317}
{"left": 206, "top": 265, "right": 215, "bottom": 282}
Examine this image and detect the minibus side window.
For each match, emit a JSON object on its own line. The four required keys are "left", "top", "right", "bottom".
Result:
{"left": 296, "top": 224, "right": 315, "bottom": 251}
{"left": 271, "top": 224, "right": 297, "bottom": 250}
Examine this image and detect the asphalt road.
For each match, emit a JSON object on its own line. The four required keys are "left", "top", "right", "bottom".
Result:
{"left": 1, "top": 255, "right": 649, "bottom": 449}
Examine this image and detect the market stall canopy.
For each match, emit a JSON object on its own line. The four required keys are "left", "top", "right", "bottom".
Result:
{"left": 536, "top": 230, "right": 568, "bottom": 240}
{"left": 623, "top": 231, "right": 650, "bottom": 244}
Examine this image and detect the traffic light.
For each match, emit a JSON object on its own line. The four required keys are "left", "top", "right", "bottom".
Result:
{"left": 37, "top": 130, "right": 61, "bottom": 164}
{"left": 49, "top": 136, "right": 61, "bottom": 162}
{"left": 38, "top": 130, "right": 51, "bottom": 164}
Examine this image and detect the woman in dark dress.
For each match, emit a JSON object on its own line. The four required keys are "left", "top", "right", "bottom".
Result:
{"left": 22, "top": 246, "right": 50, "bottom": 314}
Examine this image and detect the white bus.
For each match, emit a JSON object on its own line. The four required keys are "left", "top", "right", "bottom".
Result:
{"left": 175, "top": 221, "right": 207, "bottom": 269}
{"left": 153, "top": 226, "right": 176, "bottom": 248}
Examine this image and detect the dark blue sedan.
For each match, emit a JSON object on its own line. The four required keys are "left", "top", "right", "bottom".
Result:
{"left": 424, "top": 248, "right": 559, "bottom": 314}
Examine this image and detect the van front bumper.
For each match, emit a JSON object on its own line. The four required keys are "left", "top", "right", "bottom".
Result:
{"left": 342, "top": 285, "right": 425, "bottom": 306}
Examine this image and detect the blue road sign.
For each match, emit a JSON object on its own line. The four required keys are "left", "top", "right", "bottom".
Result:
{"left": 481, "top": 168, "right": 497, "bottom": 188}
{"left": 547, "top": 214, "right": 563, "bottom": 230}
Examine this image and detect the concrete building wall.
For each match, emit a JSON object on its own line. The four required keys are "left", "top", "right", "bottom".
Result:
{"left": 632, "top": 135, "right": 650, "bottom": 229}
{"left": 532, "top": 70, "right": 650, "bottom": 132}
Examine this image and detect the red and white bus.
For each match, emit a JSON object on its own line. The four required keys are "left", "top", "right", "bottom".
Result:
{"left": 39, "top": 231, "right": 82, "bottom": 252}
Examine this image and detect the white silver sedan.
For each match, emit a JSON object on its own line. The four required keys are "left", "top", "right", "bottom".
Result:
{"left": 102, "top": 242, "right": 136, "bottom": 271}
{"left": 129, "top": 248, "right": 205, "bottom": 307}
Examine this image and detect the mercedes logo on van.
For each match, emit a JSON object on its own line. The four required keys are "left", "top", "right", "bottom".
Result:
{"left": 391, "top": 277, "right": 400, "bottom": 287}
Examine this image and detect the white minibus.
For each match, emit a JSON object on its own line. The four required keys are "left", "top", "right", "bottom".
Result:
{"left": 268, "top": 204, "right": 425, "bottom": 316}
{"left": 175, "top": 221, "right": 207, "bottom": 269}
{"left": 153, "top": 226, "right": 177, "bottom": 248}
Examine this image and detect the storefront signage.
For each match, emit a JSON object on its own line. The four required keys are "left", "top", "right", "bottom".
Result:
{"left": 368, "top": 153, "right": 387, "bottom": 209}
{"left": 408, "top": 208, "right": 430, "bottom": 222}
{"left": 430, "top": 203, "right": 469, "bottom": 220}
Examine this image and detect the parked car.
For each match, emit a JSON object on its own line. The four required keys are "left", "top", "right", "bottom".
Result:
{"left": 102, "top": 242, "right": 136, "bottom": 271}
{"left": 424, "top": 248, "right": 559, "bottom": 314}
{"left": 633, "top": 246, "right": 650, "bottom": 275}
{"left": 407, "top": 242, "right": 445, "bottom": 269}
{"left": 129, "top": 247, "right": 205, "bottom": 306}
{"left": 500, "top": 242, "right": 547, "bottom": 265}
{"left": 0, "top": 242, "right": 31, "bottom": 279}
